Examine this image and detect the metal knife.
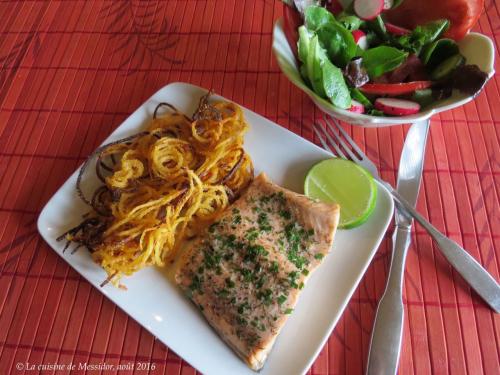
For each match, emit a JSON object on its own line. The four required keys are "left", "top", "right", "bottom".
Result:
{"left": 366, "top": 119, "right": 430, "bottom": 375}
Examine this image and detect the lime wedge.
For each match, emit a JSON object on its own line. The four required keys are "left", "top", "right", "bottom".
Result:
{"left": 304, "top": 158, "right": 377, "bottom": 229}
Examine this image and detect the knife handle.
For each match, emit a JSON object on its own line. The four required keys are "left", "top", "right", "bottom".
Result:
{"left": 388, "top": 187, "right": 500, "bottom": 313}
{"left": 366, "top": 228, "right": 411, "bottom": 375}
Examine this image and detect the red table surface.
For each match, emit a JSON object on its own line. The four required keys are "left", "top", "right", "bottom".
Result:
{"left": 0, "top": 1, "right": 499, "bottom": 374}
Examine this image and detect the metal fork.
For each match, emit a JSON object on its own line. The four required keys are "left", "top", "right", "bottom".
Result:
{"left": 313, "top": 115, "right": 500, "bottom": 313}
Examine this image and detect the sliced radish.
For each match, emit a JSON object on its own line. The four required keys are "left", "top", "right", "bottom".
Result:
{"left": 385, "top": 22, "right": 411, "bottom": 35}
{"left": 374, "top": 98, "right": 420, "bottom": 115}
{"left": 353, "top": 0, "right": 384, "bottom": 20}
{"left": 348, "top": 100, "right": 365, "bottom": 114}
{"left": 352, "top": 30, "right": 368, "bottom": 50}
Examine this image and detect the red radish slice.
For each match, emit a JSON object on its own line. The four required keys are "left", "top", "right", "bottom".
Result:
{"left": 352, "top": 30, "right": 368, "bottom": 50}
{"left": 385, "top": 22, "right": 411, "bottom": 35}
{"left": 348, "top": 100, "right": 365, "bottom": 113}
{"left": 354, "top": 0, "right": 384, "bottom": 20}
{"left": 374, "top": 98, "right": 420, "bottom": 115}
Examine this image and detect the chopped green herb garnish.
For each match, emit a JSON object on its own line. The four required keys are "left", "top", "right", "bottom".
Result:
{"left": 246, "top": 228, "right": 259, "bottom": 241}
{"left": 258, "top": 212, "right": 272, "bottom": 232}
{"left": 225, "top": 277, "right": 235, "bottom": 288}
{"left": 260, "top": 195, "right": 272, "bottom": 204}
{"left": 189, "top": 274, "right": 203, "bottom": 292}
{"left": 238, "top": 302, "right": 250, "bottom": 314}
{"left": 203, "top": 248, "right": 222, "bottom": 269}
{"left": 277, "top": 295, "right": 287, "bottom": 305}
{"left": 288, "top": 271, "right": 299, "bottom": 288}
{"left": 279, "top": 210, "right": 292, "bottom": 220}
{"left": 239, "top": 268, "right": 254, "bottom": 282}
{"left": 285, "top": 308, "right": 294, "bottom": 314}
{"left": 314, "top": 253, "right": 324, "bottom": 260}
{"left": 217, "top": 288, "right": 229, "bottom": 298}
{"left": 255, "top": 275, "right": 267, "bottom": 289}
{"left": 269, "top": 261, "right": 279, "bottom": 274}
{"left": 244, "top": 244, "right": 268, "bottom": 262}
{"left": 257, "top": 288, "right": 273, "bottom": 305}
{"left": 223, "top": 252, "right": 234, "bottom": 261}
{"left": 236, "top": 316, "right": 247, "bottom": 325}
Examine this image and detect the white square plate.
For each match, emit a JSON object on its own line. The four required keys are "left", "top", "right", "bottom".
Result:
{"left": 38, "top": 82, "right": 394, "bottom": 375}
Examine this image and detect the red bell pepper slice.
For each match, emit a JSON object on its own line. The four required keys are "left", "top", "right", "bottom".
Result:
{"left": 360, "top": 81, "right": 433, "bottom": 95}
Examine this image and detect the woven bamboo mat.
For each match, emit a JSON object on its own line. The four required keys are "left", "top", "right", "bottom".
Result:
{"left": 0, "top": 1, "right": 498, "bottom": 374}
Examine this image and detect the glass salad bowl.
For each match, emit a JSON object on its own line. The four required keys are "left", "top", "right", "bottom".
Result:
{"left": 272, "top": 18, "right": 495, "bottom": 127}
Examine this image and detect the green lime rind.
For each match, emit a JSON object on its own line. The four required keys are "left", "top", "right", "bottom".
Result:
{"left": 304, "top": 158, "right": 378, "bottom": 229}
{"left": 339, "top": 173, "right": 377, "bottom": 229}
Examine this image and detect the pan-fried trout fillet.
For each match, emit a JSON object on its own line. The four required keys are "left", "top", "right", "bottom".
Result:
{"left": 175, "top": 173, "right": 340, "bottom": 371}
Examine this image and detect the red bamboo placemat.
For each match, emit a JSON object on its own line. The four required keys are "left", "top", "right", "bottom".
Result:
{"left": 0, "top": 1, "right": 499, "bottom": 374}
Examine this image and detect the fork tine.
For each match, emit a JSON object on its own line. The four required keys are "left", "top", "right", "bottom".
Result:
{"left": 314, "top": 122, "right": 347, "bottom": 158}
{"left": 326, "top": 115, "right": 366, "bottom": 158}
{"left": 313, "top": 126, "right": 335, "bottom": 155}
{"left": 322, "top": 115, "right": 359, "bottom": 162}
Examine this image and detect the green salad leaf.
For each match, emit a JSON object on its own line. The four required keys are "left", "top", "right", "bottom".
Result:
{"left": 350, "top": 88, "right": 372, "bottom": 108}
{"left": 322, "top": 60, "right": 351, "bottom": 109}
{"left": 307, "top": 35, "right": 327, "bottom": 98}
{"left": 298, "top": 26, "right": 313, "bottom": 64}
{"left": 365, "top": 15, "right": 388, "bottom": 41}
{"left": 420, "top": 38, "right": 459, "bottom": 68}
{"left": 317, "top": 22, "right": 357, "bottom": 67}
{"left": 304, "top": 6, "right": 356, "bottom": 68}
{"left": 336, "top": 13, "right": 363, "bottom": 31}
{"left": 362, "top": 46, "right": 408, "bottom": 78}
{"left": 297, "top": 22, "right": 351, "bottom": 109}
{"left": 396, "top": 19, "right": 450, "bottom": 54}
{"left": 304, "top": 6, "right": 335, "bottom": 31}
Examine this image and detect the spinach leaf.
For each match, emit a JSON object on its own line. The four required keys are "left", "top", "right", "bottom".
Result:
{"left": 305, "top": 6, "right": 335, "bottom": 31}
{"left": 362, "top": 46, "right": 408, "bottom": 78}
{"left": 365, "top": 16, "right": 388, "bottom": 41}
{"left": 317, "top": 22, "right": 357, "bottom": 67}
{"left": 365, "top": 30, "right": 382, "bottom": 48}
{"left": 395, "top": 19, "right": 449, "bottom": 54}
{"left": 420, "top": 38, "right": 459, "bottom": 69}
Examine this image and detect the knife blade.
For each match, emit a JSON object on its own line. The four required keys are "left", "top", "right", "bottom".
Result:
{"left": 367, "top": 119, "right": 430, "bottom": 375}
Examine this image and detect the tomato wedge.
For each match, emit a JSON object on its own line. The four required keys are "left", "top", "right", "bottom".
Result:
{"left": 360, "top": 81, "right": 433, "bottom": 95}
